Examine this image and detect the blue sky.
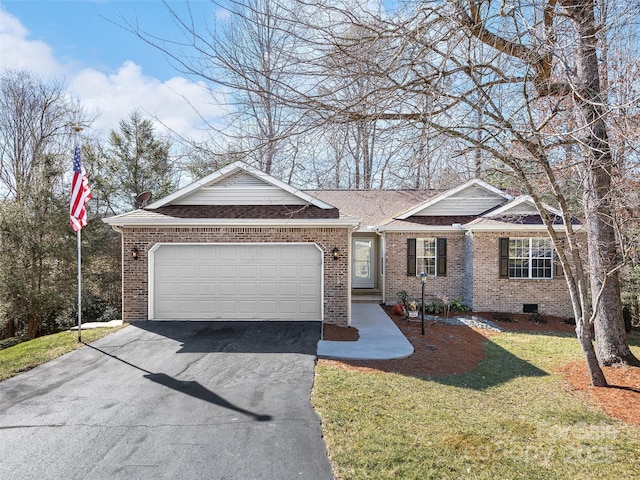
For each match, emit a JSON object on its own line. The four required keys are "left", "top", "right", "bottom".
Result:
{"left": 1, "top": 0, "right": 212, "bottom": 81}
{"left": 0, "top": 0, "right": 392, "bottom": 141}
{"left": 0, "top": 0, "right": 223, "bottom": 140}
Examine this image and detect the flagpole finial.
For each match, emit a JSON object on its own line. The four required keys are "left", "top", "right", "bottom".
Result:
{"left": 73, "top": 125, "right": 84, "bottom": 133}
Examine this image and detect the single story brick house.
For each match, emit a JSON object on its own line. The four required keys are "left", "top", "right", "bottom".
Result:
{"left": 104, "top": 161, "right": 574, "bottom": 326}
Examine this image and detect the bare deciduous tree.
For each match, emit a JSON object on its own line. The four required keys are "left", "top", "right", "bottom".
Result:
{"left": 121, "top": 1, "right": 639, "bottom": 382}
{"left": 0, "top": 70, "right": 89, "bottom": 338}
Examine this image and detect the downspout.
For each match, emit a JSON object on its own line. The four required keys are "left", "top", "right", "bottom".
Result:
{"left": 461, "top": 224, "right": 474, "bottom": 313}
{"left": 373, "top": 227, "right": 386, "bottom": 304}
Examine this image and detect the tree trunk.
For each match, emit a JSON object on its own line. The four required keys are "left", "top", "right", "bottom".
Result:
{"left": 5, "top": 318, "right": 16, "bottom": 339}
{"left": 568, "top": 0, "right": 640, "bottom": 366}
{"left": 576, "top": 317, "right": 608, "bottom": 387}
{"left": 27, "top": 314, "right": 39, "bottom": 339}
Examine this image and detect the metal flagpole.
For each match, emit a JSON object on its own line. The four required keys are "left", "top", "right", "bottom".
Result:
{"left": 77, "top": 228, "right": 82, "bottom": 343}
{"left": 72, "top": 125, "right": 84, "bottom": 343}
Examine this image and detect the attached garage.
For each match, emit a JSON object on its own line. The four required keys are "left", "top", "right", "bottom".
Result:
{"left": 150, "top": 243, "right": 323, "bottom": 321}
{"left": 104, "top": 161, "right": 356, "bottom": 326}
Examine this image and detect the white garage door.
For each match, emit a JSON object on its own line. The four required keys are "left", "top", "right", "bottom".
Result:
{"left": 151, "top": 243, "right": 322, "bottom": 320}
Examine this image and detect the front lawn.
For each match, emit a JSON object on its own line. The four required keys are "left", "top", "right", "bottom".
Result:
{"left": 313, "top": 331, "right": 640, "bottom": 479}
{"left": 0, "top": 327, "right": 125, "bottom": 381}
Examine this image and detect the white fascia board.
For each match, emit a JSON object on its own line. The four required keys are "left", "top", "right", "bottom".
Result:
{"left": 396, "top": 179, "right": 513, "bottom": 219}
{"left": 102, "top": 216, "right": 361, "bottom": 228}
{"left": 464, "top": 220, "right": 573, "bottom": 233}
{"left": 145, "top": 160, "right": 335, "bottom": 210}
{"left": 484, "top": 195, "right": 562, "bottom": 217}
{"left": 376, "top": 224, "right": 467, "bottom": 233}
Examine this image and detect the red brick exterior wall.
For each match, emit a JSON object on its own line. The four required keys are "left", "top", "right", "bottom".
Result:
{"left": 470, "top": 231, "right": 573, "bottom": 318}
{"left": 384, "top": 230, "right": 574, "bottom": 318}
{"left": 120, "top": 226, "right": 350, "bottom": 326}
{"left": 384, "top": 231, "right": 467, "bottom": 306}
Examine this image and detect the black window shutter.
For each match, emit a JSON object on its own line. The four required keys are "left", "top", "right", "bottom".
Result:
{"left": 407, "top": 238, "right": 416, "bottom": 276}
{"left": 436, "top": 238, "right": 447, "bottom": 276}
{"left": 499, "top": 237, "right": 510, "bottom": 278}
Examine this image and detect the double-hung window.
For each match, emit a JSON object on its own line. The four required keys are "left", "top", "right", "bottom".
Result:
{"left": 417, "top": 238, "right": 437, "bottom": 276}
{"left": 500, "top": 237, "right": 553, "bottom": 279}
{"left": 406, "top": 238, "right": 447, "bottom": 277}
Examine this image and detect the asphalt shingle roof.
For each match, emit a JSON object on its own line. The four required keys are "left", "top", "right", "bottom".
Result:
{"left": 306, "top": 190, "right": 439, "bottom": 226}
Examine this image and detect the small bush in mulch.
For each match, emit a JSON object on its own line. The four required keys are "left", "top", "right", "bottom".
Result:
{"left": 530, "top": 312, "right": 548, "bottom": 324}
{"left": 493, "top": 312, "right": 515, "bottom": 323}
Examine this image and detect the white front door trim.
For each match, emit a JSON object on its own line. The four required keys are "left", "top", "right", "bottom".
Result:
{"left": 352, "top": 236, "right": 376, "bottom": 289}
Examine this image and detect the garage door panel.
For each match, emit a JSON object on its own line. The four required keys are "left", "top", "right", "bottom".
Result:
{"left": 298, "top": 282, "right": 318, "bottom": 296}
{"left": 278, "top": 301, "right": 298, "bottom": 314}
{"left": 239, "top": 282, "right": 258, "bottom": 295}
{"left": 257, "top": 248, "right": 277, "bottom": 261}
{"left": 238, "top": 264, "right": 257, "bottom": 277}
{"left": 277, "top": 283, "right": 299, "bottom": 296}
{"left": 197, "top": 282, "right": 216, "bottom": 295}
{"left": 156, "top": 265, "right": 176, "bottom": 277}
{"left": 218, "top": 265, "right": 237, "bottom": 278}
{"left": 217, "top": 300, "right": 237, "bottom": 315}
{"left": 156, "top": 282, "right": 176, "bottom": 296}
{"left": 238, "top": 299, "right": 257, "bottom": 313}
{"left": 177, "top": 300, "right": 196, "bottom": 312}
{"left": 259, "top": 283, "right": 277, "bottom": 295}
{"left": 153, "top": 244, "right": 322, "bottom": 320}
{"left": 258, "top": 300, "right": 277, "bottom": 314}
{"left": 199, "top": 300, "right": 216, "bottom": 312}
{"left": 156, "top": 299, "right": 175, "bottom": 312}
{"left": 198, "top": 265, "right": 216, "bottom": 278}
{"left": 218, "top": 282, "right": 237, "bottom": 295}
{"left": 258, "top": 265, "right": 277, "bottom": 279}
{"left": 176, "top": 248, "right": 197, "bottom": 261}
{"left": 279, "top": 265, "right": 299, "bottom": 279}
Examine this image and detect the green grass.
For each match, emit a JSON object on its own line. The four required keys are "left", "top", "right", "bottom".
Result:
{"left": 0, "top": 327, "right": 125, "bottom": 381}
{"left": 313, "top": 331, "right": 640, "bottom": 480}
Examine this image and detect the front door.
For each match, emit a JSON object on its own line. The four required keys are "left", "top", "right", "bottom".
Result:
{"left": 352, "top": 237, "right": 375, "bottom": 288}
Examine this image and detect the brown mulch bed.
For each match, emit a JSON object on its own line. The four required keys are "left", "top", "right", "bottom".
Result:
{"left": 557, "top": 361, "right": 640, "bottom": 426}
{"left": 319, "top": 306, "right": 640, "bottom": 427}
{"left": 323, "top": 323, "right": 360, "bottom": 341}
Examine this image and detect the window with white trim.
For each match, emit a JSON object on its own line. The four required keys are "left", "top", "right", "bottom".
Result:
{"left": 407, "top": 237, "right": 447, "bottom": 277}
{"left": 416, "top": 238, "right": 437, "bottom": 276}
{"left": 507, "top": 237, "right": 553, "bottom": 279}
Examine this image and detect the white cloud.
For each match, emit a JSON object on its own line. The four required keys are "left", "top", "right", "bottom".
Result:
{"left": 70, "top": 61, "right": 227, "bottom": 141}
{"left": 0, "top": 9, "right": 227, "bottom": 143}
{"left": 0, "top": 10, "right": 62, "bottom": 76}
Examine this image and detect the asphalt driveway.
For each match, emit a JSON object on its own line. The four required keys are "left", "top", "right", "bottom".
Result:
{"left": 0, "top": 321, "right": 333, "bottom": 480}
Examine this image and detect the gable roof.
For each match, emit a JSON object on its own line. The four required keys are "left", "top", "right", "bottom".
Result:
{"left": 146, "top": 161, "right": 335, "bottom": 210}
{"left": 483, "top": 195, "right": 561, "bottom": 218}
{"left": 464, "top": 195, "right": 579, "bottom": 231}
{"left": 396, "top": 179, "right": 513, "bottom": 219}
{"left": 103, "top": 161, "right": 360, "bottom": 228}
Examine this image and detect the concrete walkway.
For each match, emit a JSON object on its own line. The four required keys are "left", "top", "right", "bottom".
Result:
{"left": 317, "top": 303, "right": 414, "bottom": 360}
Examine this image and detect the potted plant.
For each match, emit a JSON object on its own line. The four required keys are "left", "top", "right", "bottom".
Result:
{"left": 393, "top": 290, "right": 409, "bottom": 315}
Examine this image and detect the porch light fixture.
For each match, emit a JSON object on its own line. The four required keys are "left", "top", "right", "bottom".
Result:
{"left": 131, "top": 247, "right": 139, "bottom": 260}
{"left": 332, "top": 247, "right": 339, "bottom": 260}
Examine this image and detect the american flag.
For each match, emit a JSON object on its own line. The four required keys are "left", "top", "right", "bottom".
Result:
{"left": 70, "top": 139, "right": 92, "bottom": 232}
